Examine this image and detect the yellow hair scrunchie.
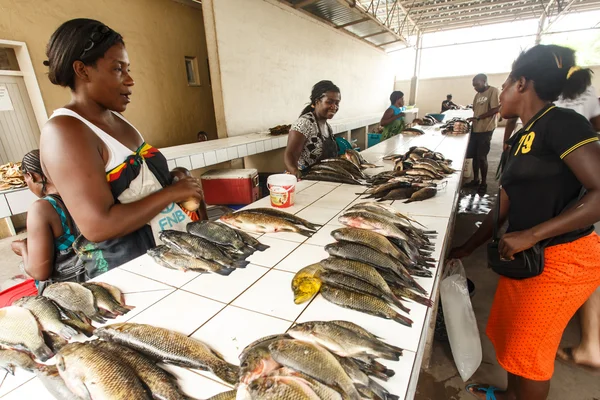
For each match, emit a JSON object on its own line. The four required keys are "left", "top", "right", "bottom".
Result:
{"left": 567, "top": 66, "right": 581, "bottom": 79}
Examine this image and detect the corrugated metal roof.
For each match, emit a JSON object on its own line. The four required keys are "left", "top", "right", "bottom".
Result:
{"left": 277, "top": 0, "right": 600, "bottom": 50}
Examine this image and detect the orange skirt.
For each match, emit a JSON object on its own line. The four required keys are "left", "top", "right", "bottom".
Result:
{"left": 486, "top": 232, "right": 600, "bottom": 381}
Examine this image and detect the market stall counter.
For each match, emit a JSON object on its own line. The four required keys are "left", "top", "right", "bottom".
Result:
{"left": 0, "top": 116, "right": 469, "bottom": 400}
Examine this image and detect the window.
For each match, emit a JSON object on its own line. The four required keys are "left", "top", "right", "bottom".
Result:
{"left": 0, "top": 48, "right": 19, "bottom": 71}
{"left": 185, "top": 56, "right": 201, "bottom": 86}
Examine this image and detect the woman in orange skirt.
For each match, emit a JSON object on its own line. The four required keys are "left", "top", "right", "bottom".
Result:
{"left": 450, "top": 44, "right": 600, "bottom": 400}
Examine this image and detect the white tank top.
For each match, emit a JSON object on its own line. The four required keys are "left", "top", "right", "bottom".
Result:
{"left": 49, "top": 108, "right": 144, "bottom": 172}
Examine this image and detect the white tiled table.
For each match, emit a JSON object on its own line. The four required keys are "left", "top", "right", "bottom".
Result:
{"left": 0, "top": 127, "right": 469, "bottom": 400}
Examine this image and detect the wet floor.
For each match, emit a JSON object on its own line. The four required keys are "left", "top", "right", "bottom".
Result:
{"left": 457, "top": 190, "right": 494, "bottom": 215}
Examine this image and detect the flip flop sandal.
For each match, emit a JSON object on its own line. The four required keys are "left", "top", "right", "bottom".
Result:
{"left": 465, "top": 384, "right": 501, "bottom": 400}
{"left": 464, "top": 180, "right": 480, "bottom": 188}
{"left": 556, "top": 347, "right": 600, "bottom": 376}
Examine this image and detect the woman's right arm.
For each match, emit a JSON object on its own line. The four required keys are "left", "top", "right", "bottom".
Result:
{"left": 284, "top": 130, "right": 306, "bottom": 176}
{"left": 41, "top": 117, "right": 203, "bottom": 243}
{"left": 449, "top": 188, "right": 510, "bottom": 258}
{"left": 380, "top": 109, "right": 403, "bottom": 127}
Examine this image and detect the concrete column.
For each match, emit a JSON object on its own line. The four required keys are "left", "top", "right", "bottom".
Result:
{"left": 408, "top": 32, "right": 422, "bottom": 106}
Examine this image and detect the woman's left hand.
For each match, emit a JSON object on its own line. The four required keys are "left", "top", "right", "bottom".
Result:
{"left": 498, "top": 229, "right": 538, "bottom": 260}
{"left": 11, "top": 240, "right": 26, "bottom": 256}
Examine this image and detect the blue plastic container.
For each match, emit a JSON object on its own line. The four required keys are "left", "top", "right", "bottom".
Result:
{"left": 368, "top": 133, "right": 381, "bottom": 148}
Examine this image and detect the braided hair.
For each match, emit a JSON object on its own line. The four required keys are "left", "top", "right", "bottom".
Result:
{"left": 300, "top": 80, "right": 341, "bottom": 117}
{"left": 21, "top": 150, "right": 48, "bottom": 195}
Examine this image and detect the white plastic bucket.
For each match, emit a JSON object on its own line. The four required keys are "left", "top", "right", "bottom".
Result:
{"left": 267, "top": 174, "right": 297, "bottom": 208}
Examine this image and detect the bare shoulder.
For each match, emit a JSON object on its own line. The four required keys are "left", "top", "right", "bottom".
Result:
{"left": 28, "top": 198, "right": 56, "bottom": 222}
{"left": 41, "top": 115, "right": 95, "bottom": 143}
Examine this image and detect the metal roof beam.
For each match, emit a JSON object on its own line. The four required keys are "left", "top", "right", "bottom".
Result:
{"left": 416, "top": 5, "right": 541, "bottom": 24}
{"left": 411, "top": 0, "right": 542, "bottom": 19}
{"left": 337, "top": 0, "right": 409, "bottom": 44}
{"left": 377, "top": 39, "right": 404, "bottom": 46}
{"left": 420, "top": 13, "right": 529, "bottom": 32}
{"left": 335, "top": 17, "right": 370, "bottom": 27}
{"left": 401, "top": 0, "right": 499, "bottom": 13}
{"left": 361, "top": 30, "right": 388, "bottom": 38}
{"left": 294, "top": 0, "right": 320, "bottom": 8}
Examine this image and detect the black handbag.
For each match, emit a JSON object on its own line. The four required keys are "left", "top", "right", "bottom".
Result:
{"left": 487, "top": 187, "right": 549, "bottom": 279}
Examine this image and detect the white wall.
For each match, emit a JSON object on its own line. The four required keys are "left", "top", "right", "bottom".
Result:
{"left": 212, "top": 0, "right": 394, "bottom": 136}
{"left": 396, "top": 66, "right": 600, "bottom": 116}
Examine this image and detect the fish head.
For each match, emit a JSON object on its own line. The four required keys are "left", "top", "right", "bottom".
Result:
{"left": 147, "top": 245, "right": 169, "bottom": 258}
{"left": 287, "top": 322, "right": 316, "bottom": 343}
{"left": 93, "top": 322, "right": 128, "bottom": 339}
{"left": 219, "top": 213, "right": 235, "bottom": 223}
{"left": 239, "top": 347, "right": 279, "bottom": 385}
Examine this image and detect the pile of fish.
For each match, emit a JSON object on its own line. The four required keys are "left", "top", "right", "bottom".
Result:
{"left": 301, "top": 149, "right": 379, "bottom": 186}
{"left": 211, "top": 319, "right": 402, "bottom": 399}
{"left": 441, "top": 118, "right": 470, "bottom": 135}
{"left": 148, "top": 220, "right": 270, "bottom": 275}
{"left": 292, "top": 202, "right": 435, "bottom": 328}
{"left": 400, "top": 127, "right": 425, "bottom": 135}
{"left": 366, "top": 147, "right": 455, "bottom": 202}
{"left": 220, "top": 208, "right": 320, "bottom": 237}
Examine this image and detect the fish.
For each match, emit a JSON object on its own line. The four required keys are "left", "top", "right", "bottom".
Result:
{"left": 159, "top": 230, "right": 249, "bottom": 269}
{"left": 36, "top": 365, "right": 81, "bottom": 400}
{"left": 291, "top": 263, "right": 324, "bottom": 304}
{"left": 390, "top": 285, "right": 434, "bottom": 308}
{"left": 43, "top": 282, "right": 106, "bottom": 324}
{"left": 43, "top": 331, "right": 69, "bottom": 353}
{"left": 350, "top": 202, "right": 426, "bottom": 228}
{"left": 362, "top": 181, "right": 411, "bottom": 195}
{"left": 0, "top": 306, "right": 53, "bottom": 361}
{"left": 338, "top": 211, "right": 413, "bottom": 243}
{"left": 302, "top": 172, "right": 364, "bottom": 186}
{"left": 381, "top": 187, "right": 417, "bottom": 201}
{"left": 239, "top": 335, "right": 285, "bottom": 384}
{"left": 0, "top": 349, "right": 40, "bottom": 374}
{"left": 319, "top": 159, "right": 366, "bottom": 179}
{"left": 335, "top": 356, "right": 398, "bottom": 400}
{"left": 346, "top": 149, "right": 379, "bottom": 169}
{"left": 269, "top": 339, "right": 361, "bottom": 400}
{"left": 320, "top": 258, "right": 410, "bottom": 313}
{"left": 13, "top": 296, "right": 79, "bottom": 340}
{"left": 267, "top": 368, "right": 343, "bottom": 400}
{"left": 83, "top": 283, "right": 134, "bottom": 317}
{"left": 61, "top": 309, "right": 96, "bottom": 337}
{"left": 206, "top": 390, "right": 237, "bottom": 400}
{"left": 155, "top": 246, "right": 235, "bottom": 275}
{"left": 95, "top": 323, "right": 240, "bottom": 385}
{"left": 248, "top": 376, "right": 320, "bottom": 400}
{"left": 308, "top": 163, "right": 356, "bottom": 180}
{"left": 320, "top": 284, "right": 413, "bottom": 327}
{"left": 324, "top": 241, "right": 416, "bottom": 287}
{"left": 412, "top": 164, "right": 444, "bottom": 179}
{"left": 148, "top": 245, "right": 180, "bottom": 270}
{"left": 345, "top": 207, "right": 435, "bottom": 240}
{"left": 288, "top": 321, "right": 403, "bottom": 361}
{"left": 220, "top": 212, "right": 314, "bottom": 237}
{"left": 57, "top": 342, "right": 150, "bottom": 400}
{"left": 404, "top": 187, "right": 437, "bottom": 203}
{"left": 244, "top": 208, "right": 321, "bottom": 231}
{"left": 405, "top": 169, "right": 438, "bottom": 180}
{"left": 330, "top": 227, "right": 411, "bottom": 263}
{"left": 343, "top": 150, "right": 362, "bottom": 169}
{"left": 329, "top": 321, "right": 382, "bottom": 341}
{"left": 91, "top": 340, "right": 189, "bottom": 400}
{"left": 92, "top": 282, "right": 127, "bottom": 306}
{"left": 235, "top": 229, "right": 270, "bottom": 252}
{"left": 187, "top": 220, "right": 249, "bottom": 253}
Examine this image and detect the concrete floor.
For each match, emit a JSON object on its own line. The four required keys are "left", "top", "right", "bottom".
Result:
{"left": 415, "top": 130, "right": 600, "bottom": 400}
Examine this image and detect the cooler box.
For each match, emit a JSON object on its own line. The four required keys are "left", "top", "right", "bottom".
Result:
{"left": 201, "top": 169, "right": 259, "bottom": 205}
{"left": 0, "top": 279, "right": 37, "bottom": 307}
{"left": 368, "top": 133, "right": 381, "bottom": 148}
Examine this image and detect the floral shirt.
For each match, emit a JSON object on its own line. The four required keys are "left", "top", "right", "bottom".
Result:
{"left": 291, "top": 112, "right": 334, "bottom": 170}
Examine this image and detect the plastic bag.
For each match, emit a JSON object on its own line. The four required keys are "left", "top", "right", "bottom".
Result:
{"left": 463, "top": 158, "right": 473, "bottom": 180}
{"left": 440, "top": 259, "right": 482, "bottom": 381}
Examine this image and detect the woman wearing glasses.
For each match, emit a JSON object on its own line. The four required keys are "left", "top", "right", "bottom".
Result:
{"left": 40, "top": 19, "right": 203, "bottom": 278}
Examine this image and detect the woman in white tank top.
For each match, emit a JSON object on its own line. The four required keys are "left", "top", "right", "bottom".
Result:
{"left": 39, "top": 19, "right": 203, "bottom": 278}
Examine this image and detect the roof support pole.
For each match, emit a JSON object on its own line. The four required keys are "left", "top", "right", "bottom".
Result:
{"left": 536, "top": 0, "right": 556, "bottom": 44}
{"left": 409, "top": 31, "right": 422, "bottom": 106}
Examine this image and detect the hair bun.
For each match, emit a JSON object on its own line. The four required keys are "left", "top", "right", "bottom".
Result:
{"left": 43, "top": 60, "right": 50, "bottom": 67}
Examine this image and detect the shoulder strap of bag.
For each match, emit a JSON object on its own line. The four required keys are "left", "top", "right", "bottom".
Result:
{"left": 492, "top": 186, "right": 502, "bottom": 241}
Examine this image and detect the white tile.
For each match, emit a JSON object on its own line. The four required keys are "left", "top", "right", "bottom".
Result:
{"left": 271, "top": 138, "right": 280, "bottom": 149}
{"left": 192, "top": 306, "right": 292, "bottom": 364}
{"left": 376, "top": 350, "right": 417, "bottom": 400}
{"left": 191, "top": 153, "right": 206, "bottom": 169}
{"left": 160, "top": 364, "right": 234, "bottom": 396}
{"left": 297, "top": 183, "right": 336, "bottom": 198}
{"left": 246, "top": 237, "right": 300, "bottom": 267}
{"left": 0, "top": 194, "right": 10, "bottom": 218}
{"left": 0, "top": 376, "right": 54, "bottom": 400}
{"left": 305, "top": 224, "right": 338, "bottom": 246}
{"left": 274, "top": 244, "right": 329, "bottom": 273}
{"left": 167, "top": 159, "right": 177, "bottom": 171}
{"left": 247, "top": 142, "right": 257, "bottom": 156}
{"left": 233, "top": 269, "right": 309, "bottom": 321}
{"left": 182, "top": 264, "right": 270, "bottom": 303}
{"left": 295, "top": 205, "right": 340, "bottom": 225}
{"left": 204, "top": 151, "right": 217, "bottom": 166}
{"left": 0, "top": 369, "right": 35, "bottom": 397}
{"left": 226, "top": 147, "right": 239, "bottom": 160}
{"left": 236, "top": 145, "right": 248, "bottom": 157}
{"left": 128, "top": 290, "right": 225, "bottom": 335}
{"left": 216, "top": 149, "right": 228, "bottom": 163}
{"left": 91, "top": 268, "right": 173, "bottom": 293}
{"left": 294, "top": 180, "right": 317, "bottom": 193}
{"left": 312, "top": 194, "right": 357, "bottom": 210}
{"left": 4, "top": 189, "right": 37, "bottom": 214}
{"left": 175, "top": 156, "right": 192, "bottom": 170}
{"left": 264, "top": 139, "right": 272, "bottom": 151}
{"left": 93, "top": 289, "right": 175, "bottom": 328}
{"left": 119, "top": 254, "right": 202, "bottom": 288}
{"left": 278, "top": 136, "right": 288, "bottom": 148}
{"left": 297, "top": 293, "right": 429, "bottom": 353}
{"left": 255, "top": 141, "right": 265, "bottom": 153}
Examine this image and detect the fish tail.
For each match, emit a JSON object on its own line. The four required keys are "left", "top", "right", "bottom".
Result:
{"left": 233, "top": 260, "right": 250, "bottom": 269}
{"left": 99, "top": 309, "right": 119, "bottom": 319}
{"left": 370, "top": 341, "right": 403, "bottom": 361}
{"left": 296, "top": 227, "right": 314, "bottom": 237}
{"left": 403, "top": 199, "right": 414, "bottom": 203}
{"left": 0, "top": 365, "right": 15, "bottom": 376}
{"left": 59, "top": 324, "right": 79, "bottom": 340}
{"left": 392, "top": 312, "right": 413, "bottom": 327}
{"left": 114, "top": 304, "right": 134, "bottom": 315}
{"left": 388, "top": 295, "right": 411, "bottom": 314}
{"left": 409, "top": 279, "right": 428, "bottom": 295}
{"left": 214, "top": 267, "right": 235, "bottom": 276}
{"left": 304, "top": 222, "right": 322, "bottom": 231}
{"left": 63, "top": 319, "right": 95, "bottom": 337}
{"left": 89, "top": 314, "right": 107, "bottom": 324}
{"left": 213, "top": 361, "right": 240, "bottom": 385}
{"left": 33, "top": 344, "right": 54, "bottom": 362}
{"left": 369, "top": 378, "right": 399, "bottom": 400}
{"left": 253, "top": 243, "right": 270, "bottom": 251}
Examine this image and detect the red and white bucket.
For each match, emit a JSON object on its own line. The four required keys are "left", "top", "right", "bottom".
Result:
{"left": 267, "top": 174, "right": 296, "bottom": 208}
